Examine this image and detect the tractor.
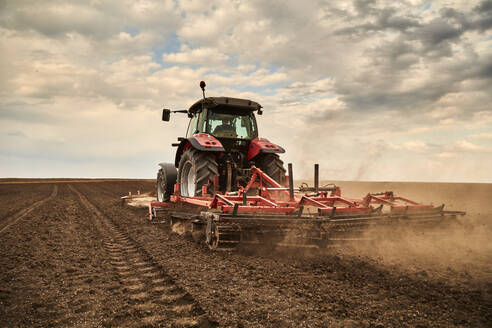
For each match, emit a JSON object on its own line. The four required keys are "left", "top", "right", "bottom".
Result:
{"left": 156, "top": 81, "right": 286, "bottom": 202}
{"left": 149, "top": 82, "right": 465, "bottom": 250}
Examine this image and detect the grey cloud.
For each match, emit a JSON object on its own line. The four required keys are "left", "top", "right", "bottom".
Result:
{"left": 376, "top": 8, "right": 420, "bottom": 31}
{"left": 473, "top": 0, "right": 492, "bottom": 31}
{"left": 478, "top": 59, "right": 492, "bottom": 79}
{"left": 336, "top": 8, "right": 420, "bottom": 37}
{"left": 353, "top": 0, "right": 376, "bottom": 16}
{"left": 416, "top": 18, "right": 463, "bottom": 47}
{"left": 340, "top": 85, "right": 458, "bottom": 112}
{"left": 432, "top": 2, "right": 492, "bottom": 35}
{"left": 474, "top": 0, "right": 492, "bottom": 30}
{"left": 337, "top": 51, "right": 492, "bottom": 116}
{"left": 256, "top": 0, "right": 492, "bottom": 127}
{"left": 325, "top": 2, "right": 492, "bottom": 120}
{"left": 475, "top": 0, "right": 492, "bottom": 12}
{"left": 368, "top": 38, "right": 420, "bottom": 70}
{"left": 336, "top": 1, "right": 491, "bottom": 39}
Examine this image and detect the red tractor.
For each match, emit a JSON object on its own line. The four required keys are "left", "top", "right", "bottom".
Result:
{"left": 150, "top": 83, "right": 465, "bottom": 250}
{"left": 156, "top": 82, "right": 286, "bottom": 202}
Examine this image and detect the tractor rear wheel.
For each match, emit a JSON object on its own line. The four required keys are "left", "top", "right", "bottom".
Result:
{"left": 255, "top": 153, "right": 286, "bottom": 185}
{"left": 178, "top": 148, "right": 218, "bottom": 197}
{"left": 156, "top": 163, "right": 177, "bottom": 202}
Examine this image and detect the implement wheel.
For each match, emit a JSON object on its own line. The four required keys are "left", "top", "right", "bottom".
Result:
{"left": 178, "top": 148, "right": 218, "bottom": 197}
{"left": 255, "top": 153, "right": 286, "bottom": 185}
{"left": 206, "top": 219, "right": 241, "bottom": 250}
{"left": 157, "top": 163, "right": 177, "bottom": 202}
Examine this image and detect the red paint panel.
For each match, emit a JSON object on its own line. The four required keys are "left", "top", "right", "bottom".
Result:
{"left": 192, "top": 133, "right": 223, "bottom": 148}
{"left": 247, "top": 137, "right": 282, "bottom": 160}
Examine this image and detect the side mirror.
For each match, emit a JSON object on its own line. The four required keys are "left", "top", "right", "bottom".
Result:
{"left": 162, "top": 108, "right": 171, "bottom": 121}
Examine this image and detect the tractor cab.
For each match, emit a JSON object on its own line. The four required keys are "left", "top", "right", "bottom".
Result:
{"left": 185, "top": 97, "right": 261, "bottom": 153}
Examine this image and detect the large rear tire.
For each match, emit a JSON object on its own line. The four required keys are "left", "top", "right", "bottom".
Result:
{"left": 255, "top": 153, "right": 286, "bottom": 185}
{"left": 178, "top": 148, "right": 219, "bottom": 197}
{"left": 156, "top": 163, "right": 177, "bottom": 202}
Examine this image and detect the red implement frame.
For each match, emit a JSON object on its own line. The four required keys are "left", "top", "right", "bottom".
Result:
{"left": 149, "top": 167, "right": 442, "bottom": 219}
{"left": 362, "top": 191, "right": 435, "bottom": 212}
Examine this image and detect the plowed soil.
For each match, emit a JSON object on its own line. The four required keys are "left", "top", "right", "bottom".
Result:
{"left": 0, "top": 180, "right": 491, "bottom": 327}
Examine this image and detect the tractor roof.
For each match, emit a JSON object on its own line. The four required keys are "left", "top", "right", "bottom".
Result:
{"left": 188, "top": 97, "right": 262, "bottom": 114}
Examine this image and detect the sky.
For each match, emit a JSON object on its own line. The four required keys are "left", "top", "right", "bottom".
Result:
{"left": 0, "top": 0, "right": 491, "bottom": 182}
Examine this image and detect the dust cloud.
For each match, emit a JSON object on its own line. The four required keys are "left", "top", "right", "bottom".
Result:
{"left": 335, "top": 181, "right": 492, "bottom": 284}
{"left": 266, "top": 181, "right": 492, "bottom": 285}
{"left": 341, "top": 215, "right": 492, "bottom": 282}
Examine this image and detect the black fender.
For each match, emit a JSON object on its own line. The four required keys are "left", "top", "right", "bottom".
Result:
{"left": 157, "top": 162, "right": 177, "bottom": 199}
{"left": 158, "top": 162, "right": 177, "bottom": 183}
{"left": 158, "top": 162, "right": 177, "bottom": 173}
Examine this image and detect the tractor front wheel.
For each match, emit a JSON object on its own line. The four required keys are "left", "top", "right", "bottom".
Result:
{"left": 178, "top": 148, "right": 218, "bottom": 197}
{"left": 156, "top": 163, "right": 177, "bottom": 202}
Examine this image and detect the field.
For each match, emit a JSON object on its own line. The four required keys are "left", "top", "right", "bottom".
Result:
{"left": 0, "top": 180, "right": 491, "bottom": 327}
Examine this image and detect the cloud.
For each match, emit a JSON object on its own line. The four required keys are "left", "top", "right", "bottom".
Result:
{"left": 402, "top": 141, "right": 430, "bottom": 152}
{"left": 5, "top": 130, "right": 26, "bottom": 137}
{"left": 0, "top": 101, "right": 60, "bottom": 123}
{"left": 0, "top": 0, "right": 491, "bottom": 182}
{"left": 454, "top": 140, "right": 492, "bottom": 152}
{"left": 163, "top": 45, "right": 229, "bottom": 66}
{"left": 470, "top": 132, "right": 492, "bottom": 139}
{"left": 436, "top": 152, "right": 457, "bottom": 158}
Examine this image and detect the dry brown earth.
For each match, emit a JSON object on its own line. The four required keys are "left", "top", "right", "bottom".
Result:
{"left": 0, "top": 180, "right": 490, "bottom": 327}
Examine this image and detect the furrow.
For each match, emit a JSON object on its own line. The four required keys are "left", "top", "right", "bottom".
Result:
{"left": 68, "top": 184, "right": 216, "bottom": 327}
{"left": 0, "top": 185, "right": 58, "bottom": 234}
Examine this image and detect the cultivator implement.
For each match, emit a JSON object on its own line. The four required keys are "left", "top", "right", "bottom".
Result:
{"left": 149, "top": 164, "right": 465, "bottom": 250}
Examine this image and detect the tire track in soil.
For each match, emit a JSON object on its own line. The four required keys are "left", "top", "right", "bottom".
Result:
{"left": 0, "top": 185, "right": 58, "bottom": 234}
{"left": 1, "top": 184, "right": 113, "bottom": 327}
{"left": 68, "top": 184, "right": 216, "bottom": 328}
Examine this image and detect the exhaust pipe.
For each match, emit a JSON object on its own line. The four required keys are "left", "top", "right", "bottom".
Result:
{"left": 288, "top": 163, "right": 294, "bottom": 201}
{"left": 314, "top": 163, "right": 319, "bottom": 193}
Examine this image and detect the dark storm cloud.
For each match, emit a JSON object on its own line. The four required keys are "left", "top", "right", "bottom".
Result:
{"left": 337, "top": 0, "right": 491, "bottom": 38}
{"left": 336, "top": 7, "right": 420, "bottom": 36}
{"left": 335, "top": 50, "right": 492, "bottom": 117}
{"left": 475, "top": 0, "right": 492, "bottom": 11}
{"left": 477, "top": 57, "right": 492, "bottom": 79}
{"left": 416, "top": 17, "right": 463, "bottom": 48}
{"left": 473, "top": 0, "right": 492, "bottom": 31}
{"left": 308, "top": 0, "right": 492, "bottom": 123}
{"left": 368, "top": 37, "right": 420, "bottom": 70}
{"left": 278, "top": 2, "right": 492, "bottom": 126}
{"left": 339, "top": 81, "right": 460, "bottom": 112}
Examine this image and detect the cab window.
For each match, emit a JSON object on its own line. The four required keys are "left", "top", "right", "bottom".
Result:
{"left": 206, "top": 109, "right": 258, "bottom": 139}
{"left": 196, "top": 109, "right": 206, "bottom": 133}
{"left": 186, "top": 114, "right": 198, "bottom": 137}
